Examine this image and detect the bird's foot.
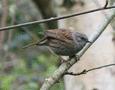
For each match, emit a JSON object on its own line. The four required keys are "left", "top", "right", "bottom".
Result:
{"left": 58, "top": 56, "right": 68, "bottom": 64}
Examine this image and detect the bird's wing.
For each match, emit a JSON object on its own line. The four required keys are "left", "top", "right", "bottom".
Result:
{"left": 23, "top": 29, "right": 73, "bottom": 49}
{"left": 45, "top": 29, "right": 73, "bottom": 43}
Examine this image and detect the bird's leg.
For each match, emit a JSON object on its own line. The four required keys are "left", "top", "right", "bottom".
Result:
{"left": 66, "top": 55, "right": 80, "bottom": 66}
{"left": 58, "top": 56, "right": 68, "bottom": 64}
{"left": 58, "top": 56, "right": 74, "bottom": 67}
{"left": 74, "top": 55, "right": 80, "bottom": 62}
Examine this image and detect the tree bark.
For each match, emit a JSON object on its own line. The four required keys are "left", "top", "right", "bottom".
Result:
{"left": 0, "top": 0, "right": 8, "bottom": 47}
{"left": 57, "top": 0, "right": 115, "bottom": 90}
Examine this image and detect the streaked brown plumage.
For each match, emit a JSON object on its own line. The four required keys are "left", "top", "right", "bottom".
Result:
{"left": 23, "top": 29, "right": 89, "bottom": 57}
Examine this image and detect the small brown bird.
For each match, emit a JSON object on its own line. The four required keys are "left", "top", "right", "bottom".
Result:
{"left": 23, "top": 29, "right": 90, "bottom": 58}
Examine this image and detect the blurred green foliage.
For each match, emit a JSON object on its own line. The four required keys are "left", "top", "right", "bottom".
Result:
{"left": 0, "top": 53, "right": 64, "bottom": 90}
{"left": 0, "top": 0, "right": 64, "bottom": 90}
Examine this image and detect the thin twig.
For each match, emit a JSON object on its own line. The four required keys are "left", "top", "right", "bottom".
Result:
{"left": 104, "top": 0, "right": 108, "bottom": 8}
{"left": 65, "top": 63, "right": 115, "bottom": 76}
{"left": 0, "top": 6, "right": 115, "bottom": 31}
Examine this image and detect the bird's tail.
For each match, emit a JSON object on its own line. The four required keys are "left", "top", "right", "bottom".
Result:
{"left": 22, "top": 36, "right": 47, "bottom": 49}
{"left": 22, "top": 42, "right": 39, "bottom": 49}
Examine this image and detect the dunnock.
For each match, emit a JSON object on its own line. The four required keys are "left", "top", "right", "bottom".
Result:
{"left": 23, "top": 29, "right": 90, "bottom": 58}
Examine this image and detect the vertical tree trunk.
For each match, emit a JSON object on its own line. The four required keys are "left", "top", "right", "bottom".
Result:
{"left": 0, "top": 0, "right": 8, "bottom": 47}
{"left": 57, "top": 0, "right": 115, "bottom": 90}
{"left": 32, "top": 0, "right": 57, "bottom": 29}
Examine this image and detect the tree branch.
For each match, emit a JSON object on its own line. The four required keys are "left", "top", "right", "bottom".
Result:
{"left": 0, "top": 5, "right": 115, "bottom": 31}
{"left": 64, "top": 63, "right": 115, "bottom": 76}
{"left": 40, "top": 6, "right": 115, "bottom": 90}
